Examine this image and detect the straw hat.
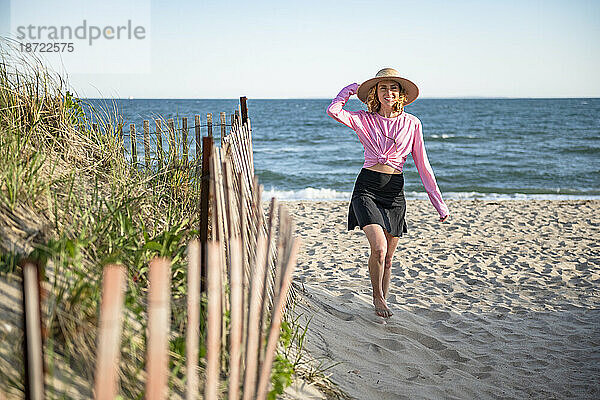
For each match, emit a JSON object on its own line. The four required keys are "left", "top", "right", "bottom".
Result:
{"left": 357, "top": 68, "right": 419, "bottom": 105}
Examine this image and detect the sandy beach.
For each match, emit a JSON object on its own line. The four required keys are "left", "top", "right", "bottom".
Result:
{"left": 282, "top": 199, "right": 600, "bottom": 400}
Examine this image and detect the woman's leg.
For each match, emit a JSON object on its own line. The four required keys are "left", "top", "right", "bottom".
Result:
{"left": 362, "top": 224, "right": 392, "bottom": 317}
{"left": 382, "top": 230, "right": 400, "bottom": 299}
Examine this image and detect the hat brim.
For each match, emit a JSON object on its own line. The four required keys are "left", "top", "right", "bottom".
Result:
{"left": 357, "top": 76, "right": 419, "bottom": 106}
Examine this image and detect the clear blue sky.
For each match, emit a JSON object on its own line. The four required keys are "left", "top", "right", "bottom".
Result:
{"left": 1, "top": 0, "right": 599, "bottom": 98}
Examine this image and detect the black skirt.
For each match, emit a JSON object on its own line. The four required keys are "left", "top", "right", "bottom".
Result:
{"left": 348, "top": 168, "right": 408, "bottom": 237}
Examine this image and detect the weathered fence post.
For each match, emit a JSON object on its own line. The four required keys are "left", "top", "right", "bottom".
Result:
{"left": 143, "top": 120, "right": 151, "bottom": 169}
{"left": 145, "top": 258, "right": 172, "bottom": 400}
{"left": 242, "top": 233, "right": 267, "bottom": 400}
{"left": 256, "top": 238, "right": 301, "bottom": 399}
{"left": 238, "top": 171, "right": 250, "bottom": 366}
{"left": 94, "top": 264, "right": 126, "bottom": 400}
{"left": 235, "top": 109, "right": 241, "bottom": 122}
{"left": 273, "top": 204, "right": 289, "bottom": 302}
{"left": 220, "top": 112, "right": 227, "bottom": 148}
{"left": 210, "top": 147, "right": 230, "bottom": 370}
{"left": 186, "top": 240, "right": 201, "bottom": 400}
{"left": 207, "top": 113, "right": 213, "bottom": 138}
{"left": 257, "top": 198, "right": 278, "bottom": 375}
{"left": 182, "top": 117, "right": 189, "bottom": 167}
{"left": 205, "top": 241, "right": 222, "bottom": 400}
{"left": 195, "top": 115, "right": 201, "bottom": 175}
{"left": 240, "top": 96, "right": 248, "bottom": 125}
{"left": 130, "top": 123, "right": 137, "bottom": 168}
{"left": 155, "top": 119, "right": 163, "bottom": 170}
{"left": 21, "top": 260, "right": 44, "bottom": 400}
{"left": 168, "top": 118, "right": 176, "bottom": 167}
{"left": 228, "top": 237, "right": 243, "bottom": 400}
{"left": 200, "top": 113, "right": 214, "bottom": 293}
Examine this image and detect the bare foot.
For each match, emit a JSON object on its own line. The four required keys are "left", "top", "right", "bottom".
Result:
{"left": 373, "top": 298, "right": 393, "bottom": 318}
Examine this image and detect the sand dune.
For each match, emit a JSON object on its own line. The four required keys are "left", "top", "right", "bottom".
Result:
{"left": 282, "top": 199, "right": 600, "bottom": 400}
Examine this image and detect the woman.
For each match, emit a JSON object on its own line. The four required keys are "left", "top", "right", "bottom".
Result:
{"left": 326, "top": 68, "right": 450, "bottom": 318}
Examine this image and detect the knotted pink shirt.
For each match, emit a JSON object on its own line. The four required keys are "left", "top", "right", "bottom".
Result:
{"left": 326, "top": 83, "right": 449, "bottom": 218}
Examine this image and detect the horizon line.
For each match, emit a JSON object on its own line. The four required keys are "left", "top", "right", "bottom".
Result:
{"left": 82, "top": 96, "right": 600, "bottom": 100}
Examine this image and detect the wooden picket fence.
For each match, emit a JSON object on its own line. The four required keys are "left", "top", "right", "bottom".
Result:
{"left": 19, "top": 98, "right": 302, "bottom": 399}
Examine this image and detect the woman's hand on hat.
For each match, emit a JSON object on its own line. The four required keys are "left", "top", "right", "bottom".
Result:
{"left": 439, "top": 214, "right": 449, "bottom": 223}
{"left": 347, "top": 83, "right": 359, "bottom": 95}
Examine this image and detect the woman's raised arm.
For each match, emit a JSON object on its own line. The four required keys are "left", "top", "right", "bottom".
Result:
{"left": 326, "top": 83, "right": 362, "bottom": 130}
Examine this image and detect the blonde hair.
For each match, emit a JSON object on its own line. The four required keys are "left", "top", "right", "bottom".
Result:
{"left": 366, "top": 81, "right": 408, "bottom": 114}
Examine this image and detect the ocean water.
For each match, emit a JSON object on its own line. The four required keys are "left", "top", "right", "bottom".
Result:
{"left": 86, "top": 98, "right": 600, "bottom": 201}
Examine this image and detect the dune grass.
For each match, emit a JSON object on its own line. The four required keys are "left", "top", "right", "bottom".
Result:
{"left": 0, "top": 38, "right": 207, "bottom": 398}
{"left": 0, "top": 39, "right": 348, "bottom": 399}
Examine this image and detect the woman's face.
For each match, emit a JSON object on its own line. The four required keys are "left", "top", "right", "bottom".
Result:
{"left": 377, "top": 80, "right": 400, "bottom": 108}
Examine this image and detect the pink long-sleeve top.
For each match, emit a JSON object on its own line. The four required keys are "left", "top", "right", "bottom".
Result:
{"left": 326, "top": 83, "right": 449, "bottom": 218}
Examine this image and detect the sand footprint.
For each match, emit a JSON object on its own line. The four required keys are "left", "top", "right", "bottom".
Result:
{"left": 312, "top": 298, "right": 356, "bottom": 322}
{"left": 376, "top": 337, "right": 406, "bottom": 352}
{"left": 337, "top": 292, "right": 356, "bottom": 302}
